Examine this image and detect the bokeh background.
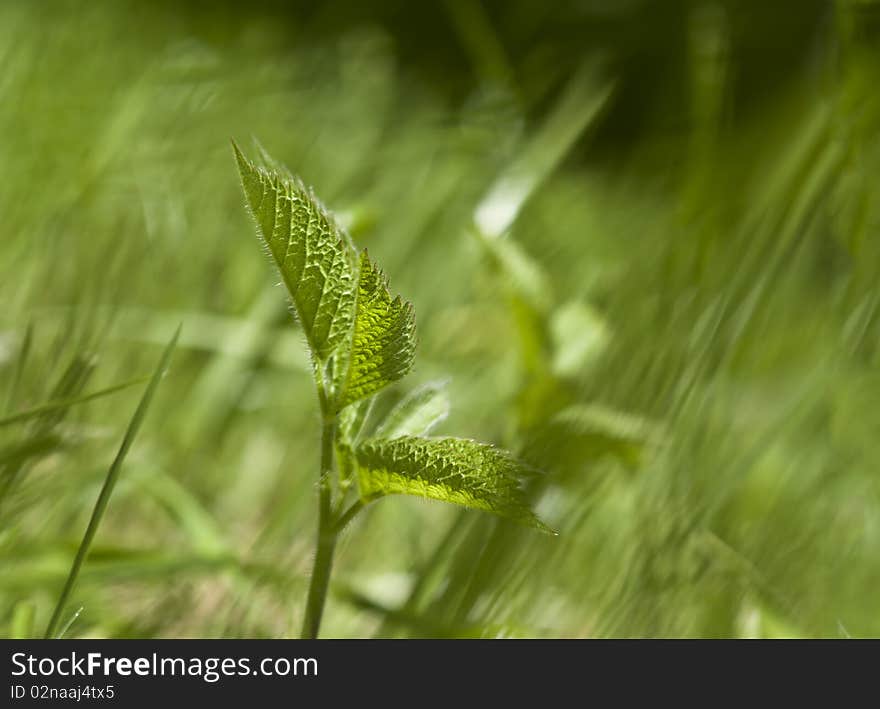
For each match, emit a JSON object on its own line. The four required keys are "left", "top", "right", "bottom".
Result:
{"left": 2, "top": 0, "right": 880, "bottom": 638}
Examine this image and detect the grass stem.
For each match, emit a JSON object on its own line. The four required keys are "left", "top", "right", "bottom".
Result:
{"left": 44, "top": 327, "right": 180, "bottom": 639}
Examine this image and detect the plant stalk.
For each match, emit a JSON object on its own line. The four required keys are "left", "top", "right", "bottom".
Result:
{"left": 301, "top": 411, "right": 338, "bottom": 639}
{"left": 332, "top": 500, "right": 365, "bottom": 534}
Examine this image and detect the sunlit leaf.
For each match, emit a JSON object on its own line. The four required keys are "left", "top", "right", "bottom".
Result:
{"left": 355, "top": 436, "right": 551, "bottom": 531}
{"left": 233, "top": 143, "right": 358, "bottom": 362}
{"left": 337, "top": 250, "right": 416, "bottom": 408}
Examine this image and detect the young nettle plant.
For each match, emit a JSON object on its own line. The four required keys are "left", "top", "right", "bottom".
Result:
{"left": 233, "top": 143, "right": 550, "bottom": 638}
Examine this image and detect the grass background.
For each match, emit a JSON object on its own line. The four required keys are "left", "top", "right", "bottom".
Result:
{"left": 2, "top": 0, "right": 880, "bottom": 638}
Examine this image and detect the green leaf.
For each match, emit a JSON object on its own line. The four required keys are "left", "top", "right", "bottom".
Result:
{"left": 337, "top": 250, "right": 416, "bottom": 408}
{"left": 354, "top": 436, "right": 551, "bottom": 531}
{"left": 373, "top": 380, "right": 450, "bottom": 439}
{"left": 233, "top": 142, "right": 357, "bottom": 362}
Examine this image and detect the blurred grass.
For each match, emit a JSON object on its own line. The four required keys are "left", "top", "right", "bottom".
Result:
{"left": 2, "top": 0, "right": 880, "bottom": 638}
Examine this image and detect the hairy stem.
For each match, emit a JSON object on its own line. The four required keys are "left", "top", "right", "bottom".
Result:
{"left": 301, "top": 389, "right": 338, "bottom": 639}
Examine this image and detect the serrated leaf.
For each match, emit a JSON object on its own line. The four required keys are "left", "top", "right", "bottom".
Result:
{"left": 355, "top": 436, "right": 551, "bottom": 531}
{"left": 337, "top": 250, "right": 416, "bottom": 408}
{"left": 373, "top": 380, "right": 450, "bottom": 439}
{"left": 233, "top": 143, "right": 357, "bottom": 361}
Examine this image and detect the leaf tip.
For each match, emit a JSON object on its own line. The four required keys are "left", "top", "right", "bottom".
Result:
{"left": 231, "top": 140, "right": 259, "bottom": 192}
{"left": 532, "top": 517, "right": 558, "bottom": 536}
{"left": 230, "top": 138, "right": 248, "bottom": 167}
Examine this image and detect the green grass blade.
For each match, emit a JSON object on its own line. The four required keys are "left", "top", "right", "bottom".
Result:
{"left": 57, "top": 606, "right": 83, "bottom": 639}
{"left": 0, "top": 434, "right": 63, "bottom": 473}
{"left": 0, "top": 376, "right": 149, "bottom": 428}
{"left": 4, "top": 320, "right": 34, "bottom": 413}
{"left": 474, "top": 62, "right": 613, "bottom": 239}
{"left": 10, "top": 600, "right": 36, "bottom": 639}
{"left": 43, "top": 325, "right": 181, "bottom": 639}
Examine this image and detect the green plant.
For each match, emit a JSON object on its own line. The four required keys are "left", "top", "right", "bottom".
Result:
{"left": 233, "top": 143, "right": 550, "bottom": 639}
